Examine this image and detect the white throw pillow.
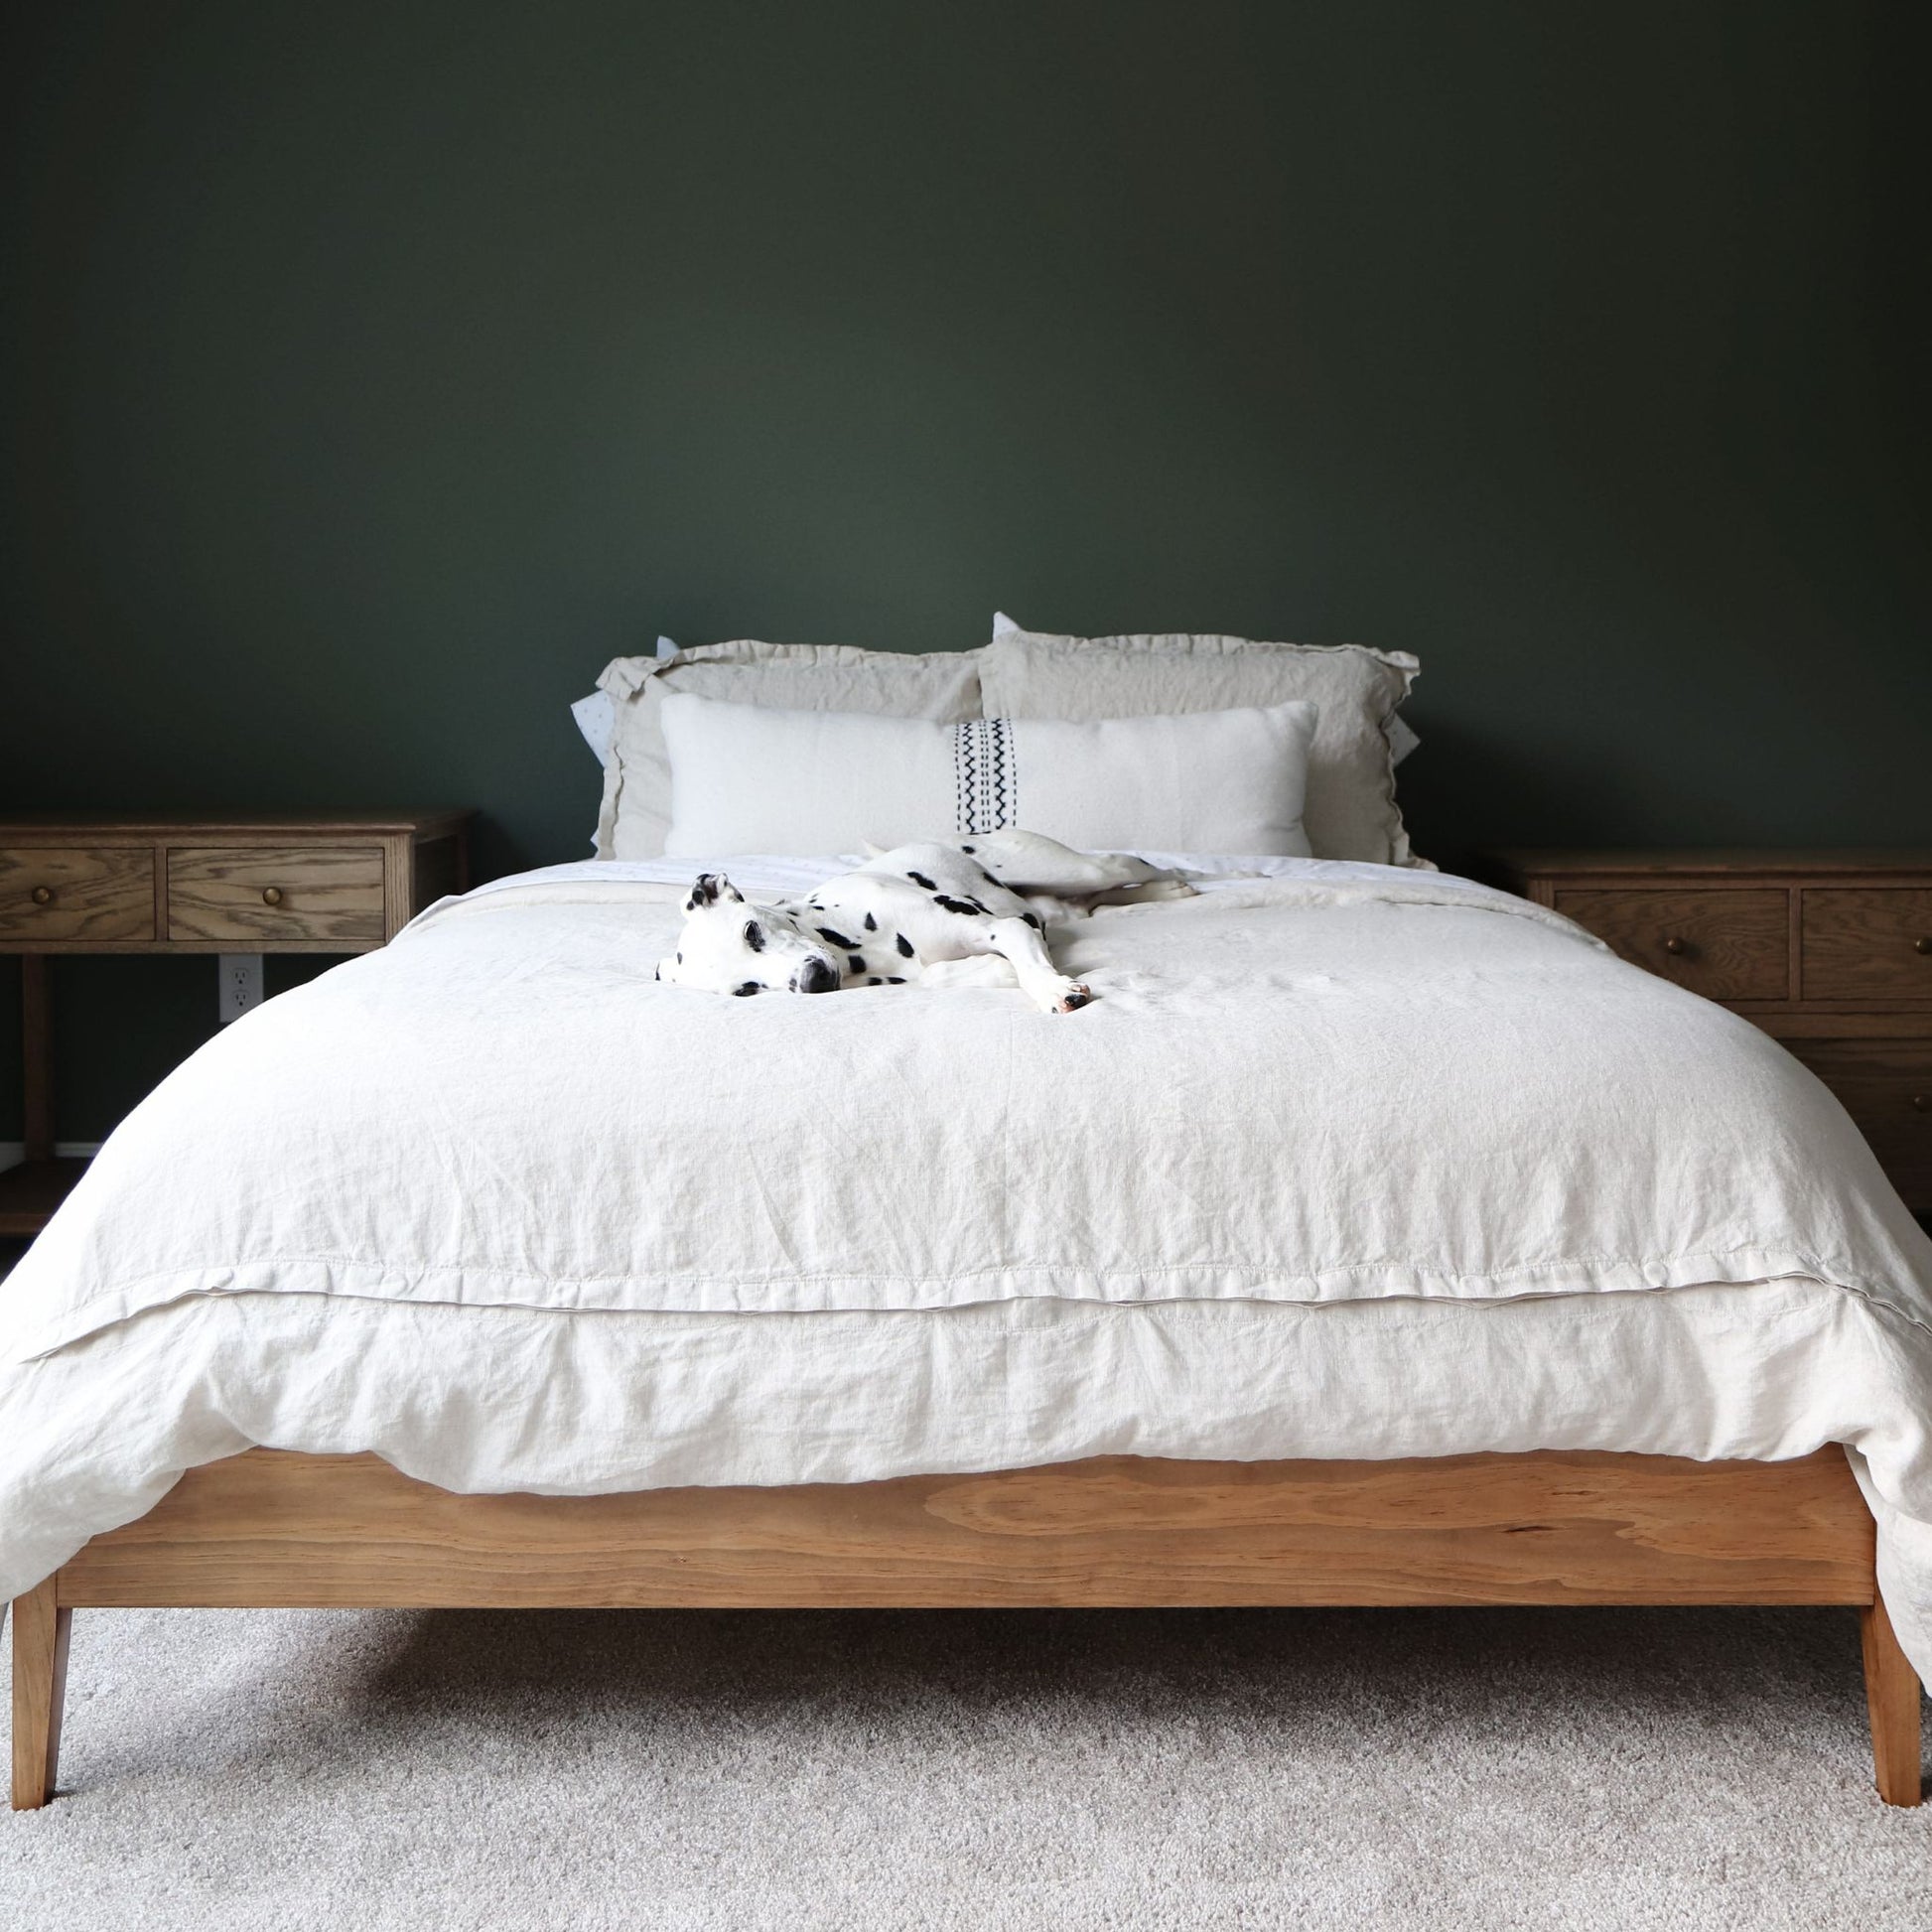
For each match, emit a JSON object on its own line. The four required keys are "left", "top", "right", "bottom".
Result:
{"left": 983, "top": 618, "right": 1424, "bottom": 868}
{"left": 659, "top": 693, "right": 1318, "bottom": 859}
{"left": 594, "top": 641, "right": 984, "bottom": 860}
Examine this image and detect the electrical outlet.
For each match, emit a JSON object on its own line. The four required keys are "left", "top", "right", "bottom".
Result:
{"left": 217, "top": 953, "right": 264, "bottom": 1025}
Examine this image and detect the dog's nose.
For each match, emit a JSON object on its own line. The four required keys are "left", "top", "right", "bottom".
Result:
{"left": 795, "top": 956, "right": 839, "bottom": 994}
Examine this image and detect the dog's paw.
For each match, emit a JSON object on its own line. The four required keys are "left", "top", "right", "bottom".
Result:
{"left": 1054, "top": 983, "right": 1095, "bottom": 1013}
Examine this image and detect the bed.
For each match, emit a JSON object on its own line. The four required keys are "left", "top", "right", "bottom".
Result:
{"left": 7, "top": 854, "right": 1932, "bottom": 1808}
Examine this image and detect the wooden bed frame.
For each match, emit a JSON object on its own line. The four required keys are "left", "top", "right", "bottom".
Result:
{"left": 10, "top": 1444, "right": 1922, "bottom": 1810}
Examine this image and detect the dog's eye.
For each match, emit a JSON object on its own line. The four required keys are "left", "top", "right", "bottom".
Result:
{"left": 743, "top": 922, "right": 764, "bottom": 952}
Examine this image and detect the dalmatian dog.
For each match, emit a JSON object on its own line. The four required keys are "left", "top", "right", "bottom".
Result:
{"left": 656, "top": 830, "right": 1193, "bottom": 1014}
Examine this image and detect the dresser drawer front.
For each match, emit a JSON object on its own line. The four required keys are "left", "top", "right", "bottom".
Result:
{"left": 168, "top": 846, "right": 385, "bottom": 943}
{"left": 1801, "top": 890, "right": 1932, "bottom": 1003}
{"left": 0, "top": 847, "right": 156, "bottom": 942}
{"left": 1789, "top": 1039, "right": 1932, "bottom": 1211}
{"left": 1553, "top": 888, "right": 1790, "bottom": 1002}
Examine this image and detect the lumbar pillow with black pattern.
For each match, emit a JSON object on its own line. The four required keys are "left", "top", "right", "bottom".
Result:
{"left": 657, "top": 691, "right": 1316, "bottom": 858}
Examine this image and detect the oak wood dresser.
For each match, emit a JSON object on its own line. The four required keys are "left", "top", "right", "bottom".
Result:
{"left": 1484, "top": 849, "right": 1932, "bottom": 1219}
{"left": 0, "top": 811, "right": 474, "bottom": 1237}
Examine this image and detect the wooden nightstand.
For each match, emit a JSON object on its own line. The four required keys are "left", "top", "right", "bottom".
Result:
{"left": 1483, "top": 850, "right": 1932, "bottom": 1218}
{"left": 0, "top": 812, "right": 474, "bottom": 1235}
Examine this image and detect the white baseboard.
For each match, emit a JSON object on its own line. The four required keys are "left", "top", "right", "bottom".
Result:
{"left": 0, "top": 1141, "right": 102, "bottom": 1170}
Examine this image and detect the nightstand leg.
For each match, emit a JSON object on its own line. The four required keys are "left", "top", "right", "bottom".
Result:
{"left": 22, "top": 954, "right": 52, "bottom": 1164}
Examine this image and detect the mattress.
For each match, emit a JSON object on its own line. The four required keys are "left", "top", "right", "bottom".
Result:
{"left": 3, "top": 854, "right": 1931, "bottom": 1665}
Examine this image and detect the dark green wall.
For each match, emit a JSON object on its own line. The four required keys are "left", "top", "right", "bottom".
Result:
{"left": 2, "top": 2, "right": 1927, "bottom": 1139}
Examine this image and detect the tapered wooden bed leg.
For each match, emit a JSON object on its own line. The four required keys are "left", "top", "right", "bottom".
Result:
{"left": 10, "top": 1578, "right": 71, "bottom": 1811}
{"left": 1861, "top": 1591, "right": 1923, "bottom": 1807}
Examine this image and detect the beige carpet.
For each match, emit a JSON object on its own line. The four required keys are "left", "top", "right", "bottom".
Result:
{"left": 1, "top": 1600, "right": 1927, "bottom": 1930}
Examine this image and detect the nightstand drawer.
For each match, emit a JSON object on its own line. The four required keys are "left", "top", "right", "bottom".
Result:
{"left": 168, "top": 845, "right": 385, "bottom": 943}
{"left": 1789, "top": 1039, "right": 1932, "bottom": 1210}
{"left": 0, "top": 847, "right": 155, "bottom": 942}
{"left": 1554, "top": 888, "right": 1790, "bottom": 1001}
{"left": 1801, "top": 890, "right": 1932, "bottom": 1003}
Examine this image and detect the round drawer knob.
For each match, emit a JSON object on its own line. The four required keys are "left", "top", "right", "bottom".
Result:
{"left": 1915, "top": 1095, "right": 1931, "bottom": 1114}
{"left": 1916, "top": 937, "right": 1931, "bottom": 956}
{"left": 30, "top": 885, "right": 53, "bottom": 905}
{"left": 1662, "top": 936, "right": 1688, "bottom": 956}
{"left": 261, "top": 887, "right": 284, "bottom": 906}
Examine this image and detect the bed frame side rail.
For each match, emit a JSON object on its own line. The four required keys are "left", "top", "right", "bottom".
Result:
{"left": 11, "top": 1447, "right": 1920, "bottom": 1809}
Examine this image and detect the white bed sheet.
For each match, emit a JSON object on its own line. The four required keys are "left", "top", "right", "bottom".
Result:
{"left": 3, "top": 854, "right": 1931, "bottom": 1670}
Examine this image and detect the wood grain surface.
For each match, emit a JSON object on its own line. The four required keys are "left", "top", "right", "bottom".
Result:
{"left": 22, "top": 1448, "right": 1917, "bottom": 1810}
{"left": 1788, "top": 1037, "right": 1932, "bottom": 1205}
{"left": 409, "top": 833, "right": 466, "bottom": 922}
{"left": 0, "top": 846, "right": 154, "bottom": 942}
{"left": 167, "top": 844, "right": 384, "bottom": 944}
{"left": 0, "top": 1157, "right": 90, "bottom": 1238}
{"left": 1490, "top": 849, "right": 1932, "bottom": 878}
{"left": 54, "top": 1448, "right": 1877, "bottom": 1611}
{"left": 20, "top": 953, "right": 51, "bottom": 1158}
{"left": 1801, "top": 889, "right": 1932, "bottom": 1004}
{"left": 10, "top": 1577, "right": 70, "bottom": 1811}
{"left": 1553, "top": 887, "right": 1790, "bottom": 1001}
{"left": 1861, "top": 1592, "right": 1924, "bottom": 1806}
{"left": 0, "top": 812, "right": 473, "bottom": 840}
{"left": 1491, "top": 851, "right": 1932, "bottom": 1212}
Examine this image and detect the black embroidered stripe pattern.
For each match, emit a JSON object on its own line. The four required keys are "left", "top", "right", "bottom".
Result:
{"left": 955, "top": 722, "right": 975, "bottom": 836}
{"left": 951, "top": 719, "right": 1017, "bottom": 833}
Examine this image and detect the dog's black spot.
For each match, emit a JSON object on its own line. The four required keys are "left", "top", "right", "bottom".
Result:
{"left": 743, "top": 921, "right": 764, "bottom": 952}
{"left": 653, "top": 965, "right": 660, "bottom": 980}
{"left": 895, "top": 931, "right": 914, "bottom": 958}
{"left": 907, "top": 871, "right": 936, "bottom": 890}
{"left": 868, "top": 976, "right": 882, "bottom": 985}
{"left": 816, "top": 925, "right": 856, "bottom": 949}
{"left": 675, "top": 951, "right": 683, "bottom": 962}
{"left": 847, "top": 954, "right": 867, "bottom": 975}
{"left": 733, "top": 982, "right": 760, "bottom": 997}
{"left": 960, "top": 844, "right": 976, "bottom": 854}
{"left": 888, "top": 975, "right": 905, "bottom": 984}
{"left": 933, "top": 895, "right": 984, "bottom": 916}
{"left": 1023, "top": 912, "right": 1042, "bottom": 930}
{"left": 864, "top": 912, "right": 877, "bottom": 931}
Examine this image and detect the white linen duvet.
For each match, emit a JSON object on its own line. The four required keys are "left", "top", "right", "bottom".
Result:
{"left": 5, "top": 856, "right": 1932, "bottom": 1669}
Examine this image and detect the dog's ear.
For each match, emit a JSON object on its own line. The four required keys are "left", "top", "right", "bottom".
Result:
{"left": 686, "top": 873, "right": 745, "bottom": 913}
